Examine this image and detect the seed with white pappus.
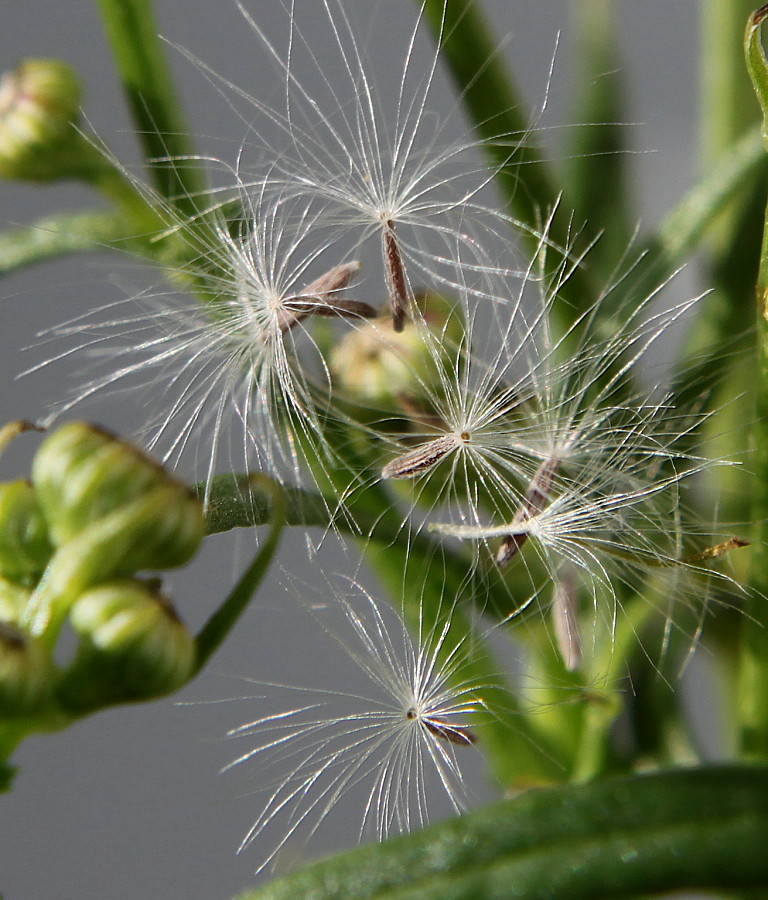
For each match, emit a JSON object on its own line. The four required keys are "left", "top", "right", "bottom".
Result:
{"left": 382, "top": 433, "right": 469, "bottom": 479}
{"left": 275, "top": 261, "right": 376, "bottom": 333}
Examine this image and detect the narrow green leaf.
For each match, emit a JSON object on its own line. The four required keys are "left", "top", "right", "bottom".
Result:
{"left": 0, "top": 210, "right": 152, "bottom": 275}
{"left": 238, "top": 766, "right": 768, "bottom": 900}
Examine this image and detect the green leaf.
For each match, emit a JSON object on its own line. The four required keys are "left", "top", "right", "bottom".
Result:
{"left": 238, "top": 765, "right": 768, "bottom": 900}
{"left": 0, "top": 210, "right": 153, "bottom": 275}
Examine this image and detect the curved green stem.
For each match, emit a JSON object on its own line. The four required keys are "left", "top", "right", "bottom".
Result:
{"left": 193, "top": 476, "right": 285, "bottom": 673}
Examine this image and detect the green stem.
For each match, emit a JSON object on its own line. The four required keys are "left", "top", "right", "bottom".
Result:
{"left": 94, "top": 0, "right": 204, "bottom": 212}
{"left": 570, "top": 597, "right": 655, "bottom": 782}
{"left": 565, "top": 0, "right": 632, "bottom": 275}
{"left": 740, "top": 5, "right": 768, "bottom": 760}
{"left": 200, "top": 475, "right": 329, "bottom": 535}
{"left": 701, "top": 0, "right": 760, "bottom": 169}
{"left": 421, "top": 0, "right": 599, "bottom": 319}
{"left": 194, "top": 477, "right": 285, "bottom": 673}
{"left": 239, "top": 766, "right": 768, "bottom": 900}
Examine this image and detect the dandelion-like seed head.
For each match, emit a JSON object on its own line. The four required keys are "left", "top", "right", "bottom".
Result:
{"left": 366, "top": 242, "right": 741, "bottom": 667}
{"left": 179, "top": 0, "right": 541, "bottom": 331}
{"left": 32, "top": 178, "right": 374, "bottom": 500}
{"left": 223, "top": 576, "right": 484, "bottom": 873}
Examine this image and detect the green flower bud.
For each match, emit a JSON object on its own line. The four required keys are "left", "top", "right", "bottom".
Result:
{"left": 0, "top": 578, "right": 32, "bottom": 622}
{"left": 0, "top": 621, "right": 52, "bottom": 716}
{"left": 23, "top": 423, "right": 204, "bottom": 642}
{"left": 32, "top": 422, "right": 170, "bottom": 546}
{"left": 0, "top": 480, "right": 53, "bottom": 586}
{"left": 331, "top": 290, "right": 463, "bottom": 408}
{"left": 0, "top": 59, "right": 100, "bottom": 182}
{"left": 59, "top": 579, "right": 195, "bottom": 712}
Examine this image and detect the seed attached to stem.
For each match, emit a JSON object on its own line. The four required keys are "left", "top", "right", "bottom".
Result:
{"left": 274, "top": 261, "right": 376, "bottom": 333}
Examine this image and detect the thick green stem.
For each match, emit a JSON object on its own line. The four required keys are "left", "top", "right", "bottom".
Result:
{"left": 94, "top": 0, "right": 204, "bottom": 212}
{"left": 740, "top": 5, "right": 768, "bottom": 760}
{"left": 239, "top": 766, "right": 768, "bottom": 900}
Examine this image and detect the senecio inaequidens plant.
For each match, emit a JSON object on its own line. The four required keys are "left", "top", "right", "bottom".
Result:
{"left": 4, "top": 0, "right": 768, "bottom": 897}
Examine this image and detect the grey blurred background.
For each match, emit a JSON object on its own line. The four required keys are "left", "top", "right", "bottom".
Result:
{"left": 0, "top": 1, "right": 713, "bottom": 897}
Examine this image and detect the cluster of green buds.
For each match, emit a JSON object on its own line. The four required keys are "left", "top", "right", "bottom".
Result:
{"left": 0, "top": 421, "right": 204, "bottom": 757}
